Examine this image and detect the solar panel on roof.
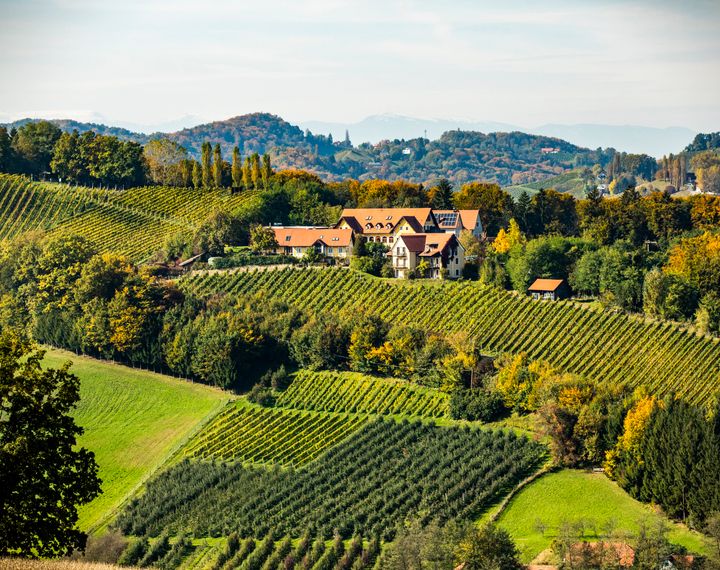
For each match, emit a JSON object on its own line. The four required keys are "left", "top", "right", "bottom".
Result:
{"left": 436, "top": 212, "right": 458, "bottom": 227}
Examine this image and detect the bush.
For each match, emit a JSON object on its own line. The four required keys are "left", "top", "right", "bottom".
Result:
{"left": 247, "top": 384, "right": 277, "bottom": 407}
{"left": 450, "top": 388, "right": 507, "bottom": 422}
{"left": 117, "top": 537, "right": 148, "bottom": 566}
{"left": 77, "top": 530, "right": 128, "bottom": 564}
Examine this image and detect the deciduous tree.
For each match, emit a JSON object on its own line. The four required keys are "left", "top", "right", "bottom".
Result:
{"left": 0, "top": 331, "right": 101, "bottom": 557}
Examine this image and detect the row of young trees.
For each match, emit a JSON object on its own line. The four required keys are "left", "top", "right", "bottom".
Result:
{"left": 0, "top": 121, "right": 277, "bottom": 190}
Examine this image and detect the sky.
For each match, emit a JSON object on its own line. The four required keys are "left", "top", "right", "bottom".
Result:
{"left": 1, "top": 0, "right": 719, "bottom": 132}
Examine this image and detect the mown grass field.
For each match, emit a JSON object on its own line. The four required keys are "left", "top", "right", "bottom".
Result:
{"left": 495, "top": 470, "right": 708, "bottom": 562}
{"left": 41, "top": 348, "right": 229, "bottom": 532}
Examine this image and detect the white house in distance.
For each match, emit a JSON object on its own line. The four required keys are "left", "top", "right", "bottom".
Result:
{"left": 391, "top": 233, "right": 465, "bottom": 279}
{"left": 271, "top": 226, "right": 354, "bottom": 261}
{"left": 433, "top": 209, "right": 483, "bottom": 238}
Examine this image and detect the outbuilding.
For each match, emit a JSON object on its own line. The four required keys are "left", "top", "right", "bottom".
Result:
{"left": 528, "top": 278, "right": 570, "bottom": 301}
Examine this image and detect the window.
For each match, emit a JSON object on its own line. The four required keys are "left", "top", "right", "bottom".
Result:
{"left": 386, "top": 223, "right": 393, "bottom": 229}
{"left": 285, "top": 235, "right": 291, "bottom": 241}
{"left": 455, "top": 270, "right": 459, "bottom": 276}
{"left": 365, "top": 215, "right": 372, "bottom": 220}
{"left": 365, "top": 223, "right": 372, "bottom": 229}
{"left": 327, "top": 247, "right": 333, "bottom": 254}
{"left": 332, "top": 237, "right": 339, "bottom": 241}
{"left": 386, "top": 215, "right": 392, "bottom": 220}
{"left": 376, "top": 223, "right": 383, "bottom": 229}
{"left": 338, "top": 247, "right": 345, "bottom": 254}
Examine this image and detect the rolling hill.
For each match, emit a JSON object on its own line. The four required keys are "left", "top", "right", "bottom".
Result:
{"left": 40, "top": 348, "right": 229, "bottom": 531}
{"left": 0, "top": 174, "right": 260, "bottom": 261}
{"left": 182, "top": 267, "right": 720, "bottom": 406}
{"left": 3, "top": 113, "right": 613, "bottom": 186}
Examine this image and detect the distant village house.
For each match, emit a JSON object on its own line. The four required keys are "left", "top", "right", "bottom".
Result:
{"left": 392, "top": 233, "right": 465, "bottom": 279}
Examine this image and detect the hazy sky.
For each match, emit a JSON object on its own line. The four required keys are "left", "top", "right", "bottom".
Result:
{"left": 1, "top": 0, "right": 719, "bottom": 130}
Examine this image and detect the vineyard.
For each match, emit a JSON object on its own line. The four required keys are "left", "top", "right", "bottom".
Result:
{"left": 277, "top": 369, "right": 449, "bottom": 417}
{"left": 0, "top": 174, "right": 260, "bottom": 260}
{"left": 117, "top": 419, "right": 545, "bottom": 541}
{"left": 182, "top": 401, "right": 367, "bottom": 467}
{"left": 124, "top": 530, "right": 381, "bottom": 570}
{"left": 181, "top": 267, "right": 720, "bottom": 405}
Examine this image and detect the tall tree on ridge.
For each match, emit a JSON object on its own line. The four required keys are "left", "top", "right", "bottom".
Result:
{"left": 192, "top": 161, "right": 201, "bottom": 189}
{"left": 251, "top": 153, "right": 261, "bottom": 190}
{"left": 261, "top": 154, "right": 272, "bottom": 190}
{"left": 212, "top": 143, "right": 223, "bottom": 188}
{"left": 201, "top": 141, "right": 212, "bottom": 189}
{"left": 242, "top": 156, "right": 252, "bottom": 189}
{"left": 232, "top": 146, "right": 242, "bottom": 188}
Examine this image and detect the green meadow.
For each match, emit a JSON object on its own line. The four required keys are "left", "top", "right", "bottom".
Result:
{"left": 41, "top": 348, "right": 229, "bottom": 532}
{"left": 496, "top": 469, "right": 708, "bottom": 562}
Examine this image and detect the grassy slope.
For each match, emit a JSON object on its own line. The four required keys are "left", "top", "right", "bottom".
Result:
{"left": 495, "top": 470, "right": 708, "bottom": 562}
{"left": 41, "top": 348, "right": 229, "bottom": 532}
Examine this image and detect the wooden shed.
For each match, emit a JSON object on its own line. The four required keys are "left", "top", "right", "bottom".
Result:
{"left": 528, "top": 278, "right": 570, "bottom": 301}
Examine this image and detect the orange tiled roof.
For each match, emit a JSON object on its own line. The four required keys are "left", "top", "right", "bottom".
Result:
{"left": 338, "top": 208, "right": 434, "bottom": 234}
{"left": 528, "top": 278, "right": 565, "bottom": 292}
{"left": 272, "top": 227, "right": 353, "bottom": 248}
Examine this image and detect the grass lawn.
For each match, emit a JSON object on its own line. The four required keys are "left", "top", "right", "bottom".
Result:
{"left": 495, "top": 470, "right": 708, "bottom": 563}
{"left": 41, "top": 348, "right": 230, "bottom": 532}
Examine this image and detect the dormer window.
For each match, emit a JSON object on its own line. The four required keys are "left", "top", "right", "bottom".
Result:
{"left": 376, "top": 223, "right": 382, "bottom": 229}
{"left": 386, "top": 215, "right": 392, "bottom": 220}
{"left": 365, "top": 216, "right": 372, "bottom": 220}
{"left": 386, "top": 223, "right": 393, "bottom": 229}
{"left": 365, "top": 223, "right": 372, "bottom": 229}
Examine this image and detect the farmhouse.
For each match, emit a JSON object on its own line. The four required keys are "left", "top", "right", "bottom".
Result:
{"left": 433, "top": 209, "right": 483, "bottom": 238}
{"left": 336, "top": 208, "right": 438, "bottom": 244}
{"left": 271, "top": 226, "right": 353, "bottom": 261}
{"left": 337, "top": 207, "right": 483, "bottom": 243}
{"left": 392, "top": 233, "right": 465, "bottom": 279}
{"left": 528, "top": 278, "right": 570, "bottom": 300}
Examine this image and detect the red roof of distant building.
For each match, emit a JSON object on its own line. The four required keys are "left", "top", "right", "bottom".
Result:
{"left": 528, "top": 278, "right": 565, "bottom": 292}
{"left": 272, "top": 227, "right": 353, "bottom": 248}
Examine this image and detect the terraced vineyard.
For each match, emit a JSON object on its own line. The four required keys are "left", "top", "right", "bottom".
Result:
{"left": 0, "top": 174, "right": 260, "bottom": 260}
{"left": 118, "top": 420, "right": 544, "bottom": 540}
{"left": 182, "top": 267, "right": 720, "bottom": 405}
{"left": 182, "top": 401, "right": 367, "bottom": 467}
{"left": 278, "top": 369, "right": 449, "bottom": 417}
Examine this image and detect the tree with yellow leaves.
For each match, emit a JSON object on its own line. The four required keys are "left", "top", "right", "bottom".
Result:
{"left": 492, "top": 218, "right": 525, "bottom": 255}
{"left": 604, "top": 393, "right": 657, "bottom": 479}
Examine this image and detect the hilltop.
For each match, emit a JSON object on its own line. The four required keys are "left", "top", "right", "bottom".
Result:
{"left": 2, "top": 113, "right": 612, "bottom": 186}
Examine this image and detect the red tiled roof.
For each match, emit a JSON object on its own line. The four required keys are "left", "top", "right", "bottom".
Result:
{"left": 272, "top": 227, "right": 353, "bottom": 248}
{"left": 396, "top": 233, "right": 459, "bottom": 257}
{"left": 528, "top": 278, "right": 565, "bottom": 292}
{"left": 338, "top": 208, "right": 434, "bottom": 234}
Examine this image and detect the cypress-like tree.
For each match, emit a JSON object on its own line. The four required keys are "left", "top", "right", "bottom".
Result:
{"left": 201, "top": 141, "right": 212, "bottom": 188}
{"left": 192, "top": 161, "right": 201, "bottom": 189}
{"left": 242, "top": 156, "right": 252, "bottom": 189}
{"left": 212, "top": 144, "right": 222, "bottom": 188}
{"left": 232, "top": 146, "right": 242, "bottom": 188}
{"left": 261, "top": 154, "right": 272, "bottom": 190}
{"left": 251, "top": 153, "right": 261, "bottom": 190}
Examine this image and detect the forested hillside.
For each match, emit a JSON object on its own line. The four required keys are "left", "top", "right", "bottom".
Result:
{"left": 2, "top": 114, "right": 613, "bottom": 185}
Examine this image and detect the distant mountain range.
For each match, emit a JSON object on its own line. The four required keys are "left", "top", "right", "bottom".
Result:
{"left": 299, "top": 114, "right": 696, "bottom": 157}
{"left": 0, "top": 112, "right": 696, "bottom": 186}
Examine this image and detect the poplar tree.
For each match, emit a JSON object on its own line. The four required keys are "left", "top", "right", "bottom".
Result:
{"left": 192, "top": 161, "right": 201, "bottom": 189}
{"left": 232, "top": 146, "right": 242, "bottom": 188}
{"left": 242, "top": 156, "right": 252, "bottom": 189}
{"left": 201, "top": 142, "right": 212, "bottom": 188}
{"left": 261, "top": 154, "right": 272, "bottom": 190}
{"left": 212, "top": 143, "right": 223, "bottom": 188}
{"left": 251, "top": 153, "right": 261, "bottom": 190}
